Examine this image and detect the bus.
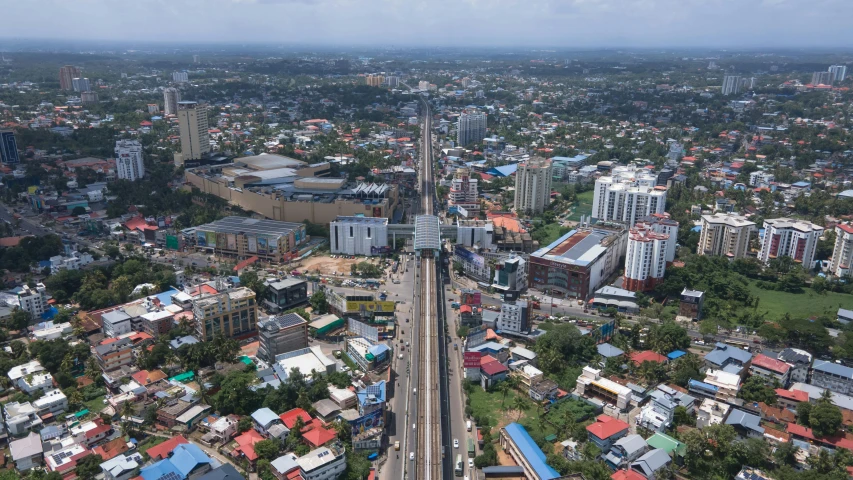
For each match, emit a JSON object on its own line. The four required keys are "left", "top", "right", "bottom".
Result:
{"left": 725, "top": 339, "right": 751, "bottom": 351}
{"left": 455, "top": 454, "right": 463, "bottom": 476}
{"left": 467, "top": 438, "right": 475, "bottom": 458}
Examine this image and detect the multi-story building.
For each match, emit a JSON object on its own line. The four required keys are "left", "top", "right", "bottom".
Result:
{"left": 636, "top": 214, "right": 678, "bottom": 262}
{"left": 174, "top": 101, "right": 210, "bottom": 166}
{"left": 492, "top": 255, "right": 527, "bottom": 298}
{"left": 636, "top": 385, "right": 696, "bottom": 432}
{"left": 141, "top": 311, "right": 175, "bottom": 338}
{"left": 499, "top": 423, "right": 562, "bottom": 480}
{"left": 163, "top": 87, "right": 181, "bottom": 116}
{"left": 33, "top": 388, "right": 68, "bottom": 417}
{"left": 16, "top": 283, "right": 48, "bottom": 318}
{"left": 192, "top": 287, "right": 258, "bottom": 341}
{"left": 257, "top": 313, "right": 309, "bottom": 363}
{"left": 365, "top": 75, "right": 384, "bottom": 87}
{"left": 698, "top": 213, "right": 756, "bottom": 259}
{"left": 0, "top": 129, "right": 20, "bottom": 165}
{"left": 722, "top": 75, "right": 741, "bottom": 95}
{"left": 330, "top": 216, "right": 389, "bottom": 256}
{"left": 829, "top": 65, "right": 848, "bottom": 83}
{"left": 3, "top": 401, "right": 43, "bottom": 435}
{"left": 193, "top": 216, "right": 308, "bottom": 263}
{"left": 95, "top": 338, "right": 134, "bottom": 372}
{"left": 749, "top": 354, "right": 792, "bottom": 387}
{"left": 384, "top": 76, "right": 399, "bottom": 88}
{"left": 575, "top": 366, "right": 632, "bottom": 410}
{"left": 102, "top": 310, "right": 132, "bottom": 338}
{"left": 456, "top": 219, "right": 494, "bottom": 251}
{"left": 696, "top": 398, "right": 730, "bottom": 428}
{"left": 830, "top": 223, "right": 853, "bottom": 277}
{"left": 264, "top": 278, "right": 309, "bottom": 313}
{"left": 418, "top": 80, "right": 429, "bottom": 90}
{"left": 749, "top": 171, "right": 774, "bottom": 187}
{"left": 457, "top": 111, "right": 487, "bottom": 147}
{"left": 496, "top": 300, "right": 530, "bottom": 335}
{"left": 115, "top": 140, "right": 145, "bottom": 181}
{"left": 296, "top": 444, "right": 346, "bottom": 480}
{"left": 59, "top": 65, "right": 80, "bottom": 90}
{"left": 586, "top": 414, "right": 630, "bottom": 454}
{"left": 591, "top": 165, "right": 666, "bottom": 227}
{"left": 454, "top": 245, "right": 491, "bottom": 282}
{"left": 811, "top": 360, "right": 853, "bottom": 396}
{"left": 529, "top": 224, "right": 627, "bottom": 299}
{"left": 777, "top": 348, "right": 812, "bottom": 385}
{"left": 448, "top": 168, "right": 479, "bottom": 215}
{"left": 81, "top": 91, "right": 99, "bottom": 104}
{"left": 758, "top": 218, "right": 823, "bottom": 266}
{"left": 812, "top": 71, "right": 833, "bottom": 85}
{"left": 623, "top": 224, "right": 669, "bottom": 292}
{"left": 173, "top": 71, "right": 189, "bottom": 83}
{"left": 514, "top": 157, "right": 553, "bottom": 215}
{"left": 72, "top": 77, "right": 90, "bottom": 92}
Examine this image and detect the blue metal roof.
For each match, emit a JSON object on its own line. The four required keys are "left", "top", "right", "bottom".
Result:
{"left": 153, "top": 288, "right": 180, "bottom": 307}
{"left": 597, "top": 343, "right": 625, "bottom": 358}
{"left": 357, "top": 380, "right": 387, "bottom": 406}
{"left": 251, "top": 408, "right": 280, "bottom": 427}
{"left": 704, "top": 343, "right": 752, "bottom": 367}
{"left": 140, "top": 459, "right": 182, "bottom": 480}
{"left": 667, "top": 350, "right": 686, "bottom": 360}
{"left": 368, "top": 343, "right": 390, "bottom": 357}
{"left": 813, "top": 360, "right": 853, "bottom": 379}
{"left": 503, "top": 423, "right": 560, "bottom": 480}
{"left": 169, "top": 444, "right": 214, "bottom": 477}
{"left": 487, "top": 163, "right": 518, "bottom": 177}
{"left": 688, "top": 379, "right": 718, "bottom": 392}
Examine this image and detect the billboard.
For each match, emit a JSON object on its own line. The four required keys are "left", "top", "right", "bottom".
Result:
{"left": 257, "top": 236, "right": 268, "bottom": 254}
{"left": 457, "top": 205, "right": 469, "bottom": 218}
{"left": 460, "top": 289, "right": 481, "bottom": 306}
{"left": 467, "top": 325, "right": 487, "bottom": 350}
{"left": 206, "top": 232, "right": 217, "bottom": 248}
{"left": 463, "top": 351, "right": 482, "bottom": 369}
{"left": 268, "top": 237, "right": 278, "bottom": 254}
{"left": 345, "top": 300, "right": 396, "bottom": 314}
{"left": 591, "top": 319, "right": 617, "bottom": 344}
{"left": 217, "top": 233, "right": 227, "bottom": 250}
{"left": 349, "top": 408, "right": 384, "bottom": 434}
{"left": 227, "top": 234, "right": 237, "bottom": 251}
{"left": 165, "top": 235, "right": 179, "bottom": 250}
{"left": 348, "top": 318, "right": 379, "bottom": 343}
{"left": 370, "top": 246, "right": 391, "bottom": 255}
{"left": 247, "top": 236, "right": 257, "bottom": 253}
{"left": 157, "top": 216, "right": 166, "bottom": 228}
{"left": 455, "top": 246, "right": 485, "bottom": 270}
{"left": 197, "top": 231, "right": 207, "bottom": 247}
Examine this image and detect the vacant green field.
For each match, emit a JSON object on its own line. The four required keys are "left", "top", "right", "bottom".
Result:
{"left": 748, "top": 282, "right": 853, "bottom": 320}
{"left": 468, "top": 386, "right": 556, "bottom": 440}
{"left": 566, "top": 190, "right": 595, "bottom": 222}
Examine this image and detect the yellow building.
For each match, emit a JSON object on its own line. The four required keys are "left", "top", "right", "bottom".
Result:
{"left": 192, "top": 287, "right": 258, "bottom": 340}
{"left": 366, "top": 75, "right": 385, "bottom": 87}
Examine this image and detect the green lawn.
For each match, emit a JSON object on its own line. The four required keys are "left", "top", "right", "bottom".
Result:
{"left": 566, "top": 190, "right": 595, "bottom": 222}
{"left": 467, "top": 386, "right": 556, "bottom": 440}
{"left": 747, "top": 282, "right": 853, "bottom": 320}
{"left": 83, "top": 395, "right": 105, "bottom": 414}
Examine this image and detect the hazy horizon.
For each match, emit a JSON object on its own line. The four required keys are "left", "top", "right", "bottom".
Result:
{"left": 4, "top": 0, "right": 853, "bottom": 50}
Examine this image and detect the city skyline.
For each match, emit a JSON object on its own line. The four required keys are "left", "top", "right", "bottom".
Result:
{"left": 3, "top": 0, "right": 853, "bottom": 48}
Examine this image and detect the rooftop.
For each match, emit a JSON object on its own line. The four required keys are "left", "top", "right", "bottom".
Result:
{"left": 532, "top": 226, "right": 624, "bottom": 266}
{"left": 586, "top": 414, "right": 629, "bottom": 440}
{"left": 503, "top": 423, "right": 560, "bottom": 480}
{"left": 194, "top": 216, "right": 304, "bottom": 237}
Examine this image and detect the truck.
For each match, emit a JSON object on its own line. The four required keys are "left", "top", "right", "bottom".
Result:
{"left": 467, "top": 438, "right": 475, "bottom": 458}
{"left": 531, "top": 301, "right": 541, "bottom": 309}
{"left": 466, "top": 420, "right": 472, "bottom": 432}
{"left": 394, "top": 441, "right": 401, "bottom": 451}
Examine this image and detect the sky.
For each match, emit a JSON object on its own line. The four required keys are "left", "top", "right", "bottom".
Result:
{"left": 4, "top": 0, "right": 853, "bottom": 48}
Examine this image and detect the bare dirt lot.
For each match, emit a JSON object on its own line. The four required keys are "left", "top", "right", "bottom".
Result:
{"left": 295, "top": 255, "right": 381, "bottom": 276}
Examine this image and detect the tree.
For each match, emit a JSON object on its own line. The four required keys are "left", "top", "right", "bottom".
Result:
{"left": 237, "top": 416, "right": 253, "bottom": 433}
{"left": 511, "top": 395, "right": 529, "bottom": 421}
{"left": 8, "top": 309, "right": 31, "bottom": 331}
{"left": 670, "top": 353, "right": 702, "bottom": 388}
{"left": 648, "top": 321, "right": 690, "bottom": 354}
{"left": 699, "top": 319, "right": 718, "bottom": 338}
{"left": 74, "top": 454, "right": 104, "bottom": 480}
{"left": 673, "top": 405, "right": 692, "bottom": 427}
{"left": 72, "top": 206, "right": 87, "bottom": 216}
{"left": 309, "top": 290, "right": 328, "bottom": 314}
{"left": 240, "top": 271, "right": 268, "bottom": 298}
{"left": 773, "top": 441, "right": 799, "bottom": 467}
{"left": 636, "top": 360, "right": 667, "bottom": 384}
{"left": 738, "top": 375, "right": 777, "bottom": 405}
{"left": 810, "top": 394, "right": 843, "bottom": 437}
{"left": 797, "top": 401, "right": 813, "bottom": 426}
{"left": 254, "top": 439, "right": 282, "bottom": 461}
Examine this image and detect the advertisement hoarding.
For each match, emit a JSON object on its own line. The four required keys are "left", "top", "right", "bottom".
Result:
{"left": 197, "top": 231, "right": 207, "bottom": 247}
{"left": 257, "top": 236, "right": 268, "bottom": 254}
{"left": 227, "top": 234, "right": 237, "bottom": 251}
{"left": 247, "top": 236, "right": 257, "bottom": 253}
{"left": 165, "top": 235, "right": 179, "bottom": 250}
{"left": 455, "top": 246, "right": 485, "bottom": 269}
{"left": 349, "top": 408, "right": 383, "bottom": 434}
{"left": 460, "top": 289, "right": 481, "bottom": 306}
{"left": 466, "top": 325, "right": 487, "bottom": 350}
{"left": 206, "top": 232, "right": 216, "bottom": 248}
{"left": 463, "top": 351, "right": 482, "bottom": 369}
{"left": 345, "top": 300, "right": 396, "bottom": 314}
{"left": 370, "top": 246, "right": 391, "bottom": 255}
{"left": 217, "top": 233, "right": 227, "bottom": 250}
{"left": 348, "top": 318, "right": 379, "bottom": 343}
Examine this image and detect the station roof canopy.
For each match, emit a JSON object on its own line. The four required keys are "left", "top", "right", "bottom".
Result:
{"left": 414, "top": 215, "right": 441, "bottom": 251}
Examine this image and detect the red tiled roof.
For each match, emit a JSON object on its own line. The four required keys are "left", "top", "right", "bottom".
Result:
{"left": 92, "top": 438, "right": 130, "bottom": 461}
{"left": 751, "top": 354, "right": 790, "bottom": 374}
{"left": 586, "top": 415, "right": 629, "bottom": 440}
{"left": 838, "top": 224, "right": 853, "bottom": 234}
{"left": 233, "top": 429, "right": 264, "bottom": 461}
{"left": 85, "top": 424, "right": 112, "bottom": 439}
{"left": 234, "top": 256, "right": 259, "bottom": 272}
{"left": 629, "top": 351, "right": 667, "bottom": 365}
{"left": 279, "top": 408, "right": 312, "bottom": 429}
{"left": 480, "top": 355, "right": 498, "bottom": 367}
{"left": 612, "top": 470, "right": 647, "bottom": 480}
{"left": 775, "top": 388, "right": 808, "bottom": 403}
{"left": 481, "top": 361, "right": 508, "bottom": 376}
{"left": 146, "top": 435, "right": 188, "bottom": 460}
{"left": 303, "top": 427, "right": 337, "bottom": 448}
{"left": 786, "top": 423, "right": 853, "bottom": 451}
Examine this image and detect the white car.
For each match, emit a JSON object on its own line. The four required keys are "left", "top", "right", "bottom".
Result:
{"left": 413, "top": 388, "right": 417, "bottom": 395}
{"left": 410, "top": 452, "right": 414, "bottom": 461}
{"left": 468, "top": 458, "right": 474, "bottom": 468}
{"left": 453, "top": 439, "right": 459, "bottom": 449}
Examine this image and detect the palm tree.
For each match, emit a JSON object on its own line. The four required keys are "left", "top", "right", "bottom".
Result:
{"left": 85, "top": 357, "right": 101, "bottom": 382}
{"left": 511, "top": 395, "right": 528, "bottom": 422}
